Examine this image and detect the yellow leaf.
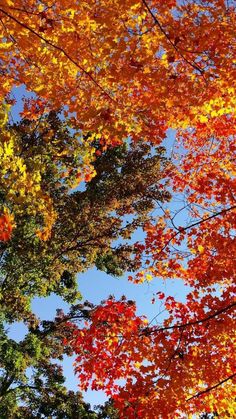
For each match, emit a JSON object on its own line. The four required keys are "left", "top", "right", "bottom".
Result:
{"left": 0, "top": 42, "right": 13, "bottom": 50}
{"left": 197, "top": 245, "right": 204, "bottom": 253}
{"left": 34, "top": 85, "right": 45, "bottom": 93}
{"left": 199, "top": 115, "right": 208, "bottom": 123}
{"left": 134, "top": 362, "right": 141, "bottom": 368}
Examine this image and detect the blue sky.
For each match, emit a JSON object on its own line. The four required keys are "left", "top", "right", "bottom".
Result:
{"left": 6, "top": 84, "right": 191, "bottom": 408}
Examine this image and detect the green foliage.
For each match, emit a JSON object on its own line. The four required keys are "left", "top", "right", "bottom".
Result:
{"left": 0, "top": 314, "right": 98, "bottom": 418}
{"left": 96, "top": 400, "right": 120, "bottom": 419}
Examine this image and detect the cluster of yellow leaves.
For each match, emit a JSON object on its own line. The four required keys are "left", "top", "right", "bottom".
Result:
{"left": 0, "top": 104, "right": 56, "bottom": 239}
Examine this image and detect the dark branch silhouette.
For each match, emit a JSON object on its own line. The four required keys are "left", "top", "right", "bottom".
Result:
{"left": 142, "top": 301, "right": 236, "bottom": 334}
{"left": 186, "top": 372, "right": 236, "bottom": 401}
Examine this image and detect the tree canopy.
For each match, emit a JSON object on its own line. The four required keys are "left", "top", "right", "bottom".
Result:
{"left": 0, "top": 0, "right": 235, "bottom": 418}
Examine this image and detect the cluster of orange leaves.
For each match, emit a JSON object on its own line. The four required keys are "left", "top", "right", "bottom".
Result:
{"left": 0, "top": 0, "right": 235, "bottom": 145}
{"left": 141, "top": 116, "right": 236, "bottom": 288}
{"left": 0, "top": 210, "right": 14, "bottom": 241}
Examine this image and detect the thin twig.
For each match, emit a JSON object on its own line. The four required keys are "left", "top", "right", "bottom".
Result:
{"left": 141, "top": 0, "right": 204, "bottom": 75}
{"left": 186, "top": 372, "right": 236, "bottom": 401}
{"left": 156, "top": 204, "right": 236, "bottom": 255}
{"left": 142, "top": 301, "right": 236, "bottom": 335}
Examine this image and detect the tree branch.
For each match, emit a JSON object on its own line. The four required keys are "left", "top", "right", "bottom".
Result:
{"left": 156, "top": 204, "right": 236, "bottom": 255}
{"left": 186, "top": 372, "right": 236, "bottom": 401}
{"left": 141, "top": 0, "right": 204, "bottom": 74}
{"left": 142, "top": 301, "right": 236, "bottom": 334}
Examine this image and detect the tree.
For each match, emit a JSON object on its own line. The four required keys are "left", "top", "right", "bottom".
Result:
{"left": 0, "top": 109, "right": 170, "bottom": 321}
{"left": 0, "top": 0, "right": 235, "bottom": 417}
{"left": 0, "top": 309, "right": 100, "bottom": 418}
{"left": 68, "top": 112, "right": 236, "bottom": 415}
{"left": 68, "top": 295, "right": 236, "bottom": 418}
